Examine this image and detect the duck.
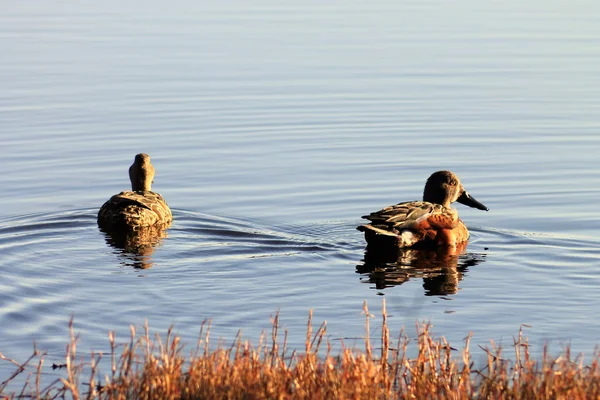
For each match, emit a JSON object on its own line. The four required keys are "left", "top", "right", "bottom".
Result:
{"left": 357, "top": 170, "right": 488, "bottom": 248}
{"left": 98, "top": 153, "right": 172, "bottom": 230}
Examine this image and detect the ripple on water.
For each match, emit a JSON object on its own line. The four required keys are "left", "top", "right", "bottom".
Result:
{"left": 0, "top": 208, "right": 354, "bottom": 358}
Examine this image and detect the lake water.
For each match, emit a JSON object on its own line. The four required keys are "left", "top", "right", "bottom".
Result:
{"left": 2, "top": 0, "right": 600, "bottom": 388}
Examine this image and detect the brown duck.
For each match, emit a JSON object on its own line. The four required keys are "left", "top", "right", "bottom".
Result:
{"left": 98, "top": 153, "right": 172, "bottom": 230}
{"left": 357, "top": 171, "right": 488, "bottom": 248}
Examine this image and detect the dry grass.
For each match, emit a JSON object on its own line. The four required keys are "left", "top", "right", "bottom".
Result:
{"left": 2, "top": 300, "right": 600, "bottom": 399}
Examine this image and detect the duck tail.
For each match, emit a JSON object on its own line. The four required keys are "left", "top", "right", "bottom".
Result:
{"left": 357, "top": 224, "right": 413, "bottom": 247}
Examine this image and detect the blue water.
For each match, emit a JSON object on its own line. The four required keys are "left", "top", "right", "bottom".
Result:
{"left": 2, "top": 0, "right": 600, "bottom": 390}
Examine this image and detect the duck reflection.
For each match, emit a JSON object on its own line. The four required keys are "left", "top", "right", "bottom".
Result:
{"left": 100, "top": 223, "right": 169, "bottom": 269}
{"left": 356, "top": 243, "right": 486, "bottom": 296}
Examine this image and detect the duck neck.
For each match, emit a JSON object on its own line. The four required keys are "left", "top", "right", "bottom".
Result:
{"left": 423, "top": 191, "right": 450, "bottom": 207}
{"left": 132, "top": 179, "right": 152, "bottom": 192}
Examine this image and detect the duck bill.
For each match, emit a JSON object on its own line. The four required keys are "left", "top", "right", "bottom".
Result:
{"left": 457, "top": 191, "right": 489, "bottom": 211}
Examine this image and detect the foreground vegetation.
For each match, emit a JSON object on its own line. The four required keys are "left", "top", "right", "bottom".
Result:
{"left": 1, "top": 301, "right": 600, "bottom": 399}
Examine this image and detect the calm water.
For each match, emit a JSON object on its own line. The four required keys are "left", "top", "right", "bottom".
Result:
{"left": 2, "top": 0, "right": 600, "bottom": 387}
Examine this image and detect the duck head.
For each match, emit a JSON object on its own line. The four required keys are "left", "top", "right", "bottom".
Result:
{"left": 423, "top": 170, "right": 488, "bottom": 211}
{"left": 129, "top": 153, "right": 155, "bottom": 192}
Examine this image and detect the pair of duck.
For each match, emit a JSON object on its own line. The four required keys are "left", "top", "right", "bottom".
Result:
{"left": 99, "top": 154, "right": 488, "bottom": 248}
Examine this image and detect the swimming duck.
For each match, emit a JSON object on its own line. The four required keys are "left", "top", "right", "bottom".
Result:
{"left": 98, "top": 153, "right": 172, "bottom": 230}
{"left": 357, "top": 170, "right": 488, "bottom": 248}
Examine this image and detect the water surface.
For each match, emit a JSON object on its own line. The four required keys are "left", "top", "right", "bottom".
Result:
{"left": 2, "top": 0, "right": 600, "bottom": 387}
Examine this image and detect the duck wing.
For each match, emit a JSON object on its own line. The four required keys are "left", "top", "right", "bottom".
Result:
{"left": 361, "top": 201, "right": 458, "bottom": 232}
{"left": 107, "top": 191, "right": 154, "bottom": 210}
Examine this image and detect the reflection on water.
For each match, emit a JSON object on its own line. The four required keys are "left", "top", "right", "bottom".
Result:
{"left": 99, "top": 224, "right": 170, "bottom": 269}
{"left": 356, "top": 243, "right": 487, "bottom": 296}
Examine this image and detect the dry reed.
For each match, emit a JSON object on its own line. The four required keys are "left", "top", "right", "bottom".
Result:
{"left": 1, "top": 300, "right": 600, "bottom": 399}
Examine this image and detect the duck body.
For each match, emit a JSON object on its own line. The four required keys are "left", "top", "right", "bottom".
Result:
{"left": 98, "top": 153, "right": 172, "bottom": 230}
{"left": 98, "top": 190, "right": 172, "bottom": 230}
{"left": 357, "top": 171, "right": 487, "bottom": 248}
{"left": 358, "top": 200, "right": 469, "bottom": 248}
